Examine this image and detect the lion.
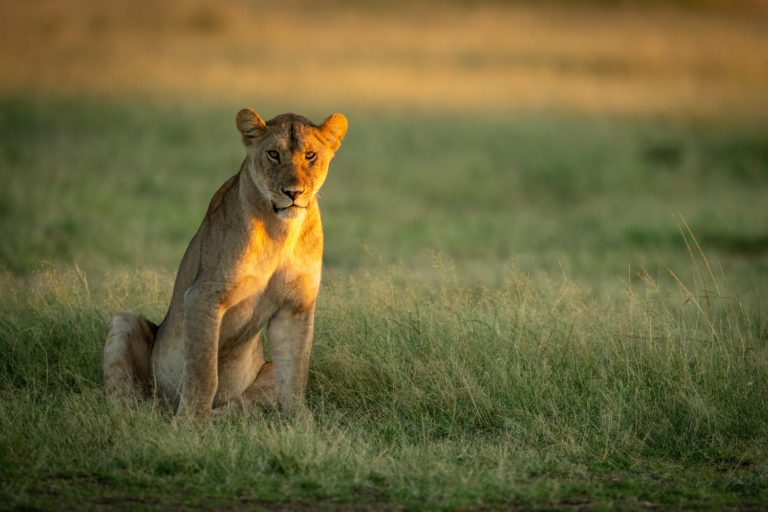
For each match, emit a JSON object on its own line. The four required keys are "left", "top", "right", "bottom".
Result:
{"left": 102, "top": 108, "right": 347, "bottom": 418}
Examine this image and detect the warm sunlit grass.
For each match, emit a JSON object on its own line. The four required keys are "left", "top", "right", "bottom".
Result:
{"left": 1, "top": 0, "right": 767, "bottom": 115}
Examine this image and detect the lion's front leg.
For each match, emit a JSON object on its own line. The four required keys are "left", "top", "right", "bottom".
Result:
{"left": 266, "top": 304, "right": 315, "bottom": 410}
{"left": 176, "top": 287, "right": 223, "bottom": 418}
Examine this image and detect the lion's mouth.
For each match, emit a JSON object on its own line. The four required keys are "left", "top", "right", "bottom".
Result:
{"left": 272, "top": 202, "right": 308, "bottom": 214}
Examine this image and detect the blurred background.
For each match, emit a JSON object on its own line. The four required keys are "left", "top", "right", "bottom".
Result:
{"left": 2, "top": 0, "right": 768, "bottom": 115}
{"left": 1, "top": 0, "right": 767, "bottom": 291}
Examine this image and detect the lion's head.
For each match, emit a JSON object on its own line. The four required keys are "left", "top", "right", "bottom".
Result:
{"left": 236, "top": 109, "right": 347, "bottom": 219}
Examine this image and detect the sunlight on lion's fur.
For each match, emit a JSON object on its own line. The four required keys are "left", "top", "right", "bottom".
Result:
{"left": 102, "top": 109, "right": 347, "bottom": 417}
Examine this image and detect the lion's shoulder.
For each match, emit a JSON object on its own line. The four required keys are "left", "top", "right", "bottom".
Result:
{"left": 205, "top": 172, "right": 239, "bottom": 217}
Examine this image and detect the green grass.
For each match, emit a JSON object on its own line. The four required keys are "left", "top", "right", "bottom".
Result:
{"left": 1, "top": 96, "right": 767, "bottom": 510}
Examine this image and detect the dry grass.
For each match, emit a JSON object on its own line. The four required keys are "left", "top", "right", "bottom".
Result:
{"left": 2, "top": 0, "right": 768, "bottom": 116}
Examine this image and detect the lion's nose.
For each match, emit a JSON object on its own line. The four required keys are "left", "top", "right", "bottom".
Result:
{"left": 280, "top": 188, "right": 304, "bottom": 201}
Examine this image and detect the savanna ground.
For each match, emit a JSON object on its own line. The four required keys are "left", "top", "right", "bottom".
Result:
{"left": 1, "top": 0, "right": 768, "bottom": 510}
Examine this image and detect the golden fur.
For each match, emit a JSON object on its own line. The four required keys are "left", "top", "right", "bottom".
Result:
{"left": 102, "top": 109, "right": 347, "bottom": 417}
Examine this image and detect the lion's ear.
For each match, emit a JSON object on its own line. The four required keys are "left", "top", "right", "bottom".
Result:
{"left": 236, "top": 108, "right": 266, "bottom": 145}
{"left": 319, "top": 113, "right": 348, "bottom": 152}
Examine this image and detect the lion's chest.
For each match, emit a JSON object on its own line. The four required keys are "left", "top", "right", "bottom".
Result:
{"left": 218, "top": 274, "right": 272, "bottom": 344}
{"left": 217, "top": 215, "right": 322, "bottom": 345}
{"left": 218, "top": 265, "right": 319, "bottom": 346}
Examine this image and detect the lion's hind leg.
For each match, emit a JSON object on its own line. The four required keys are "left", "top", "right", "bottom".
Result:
{"left": 241, "top": 362, "right": 278, "bottom": 407}
{"left": 102, "top": 312, "right": 156, "bottom": 405}
{"left": 213, "top": 362, "right": 279, "bottom": 415}
{"left": 210, "top": 336, "right": 279, "bottom": 415}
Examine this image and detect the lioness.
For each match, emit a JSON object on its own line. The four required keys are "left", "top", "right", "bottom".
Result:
{"left": 102, "top": 109, "right": 347, "bottom": 417}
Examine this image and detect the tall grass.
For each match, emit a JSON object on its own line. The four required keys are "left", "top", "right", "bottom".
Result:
{"left": 1, "top": 96, "right": 766, "bottom": 508}
{"left": 1, "top": 252, "right": 765, "bottom": 509}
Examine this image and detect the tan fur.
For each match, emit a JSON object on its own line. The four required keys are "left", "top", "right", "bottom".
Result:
{"left": 102, "top": 109, "right": 347, "bottom": 417}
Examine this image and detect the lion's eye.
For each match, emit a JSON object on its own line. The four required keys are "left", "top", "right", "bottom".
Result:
{"left": 305, "top": 151, "right": 316, "bottom": 160}
{"left": 267, "top": 150, "right": 280, "bottom": 162}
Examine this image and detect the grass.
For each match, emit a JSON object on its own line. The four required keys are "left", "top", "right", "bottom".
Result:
{"left": 2, "top": 96, "right": 767, "bottom": 286}
{"left": 1, "top": 95, "right": 767, "bottom": 510}
{"left": 4, "top": 1, "right": 768, "bottom": 507}
{"left": 1, "top": 258, "right": 766, "bottom": 509}
{"left": 1, "top": 6, "right": 768, "bottom": 509}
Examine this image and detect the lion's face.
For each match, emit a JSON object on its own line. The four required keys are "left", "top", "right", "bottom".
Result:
{"left": 236, "top": 110, "right": 347, "bottom": 219}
